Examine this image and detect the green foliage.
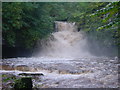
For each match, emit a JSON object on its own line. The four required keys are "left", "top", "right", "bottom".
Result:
{"left": 90, "top": 2, "right": 119, "bottom": 48}
{"left": 14, "top": 77, "right": 32, "bottom": 89}
{"left": 90, "top": 2, "right": 119, "bottom": 31}
{"left": 2, "top": 2, "right": 85, "bottom": 49}
{"left": 68, "top": 2, "right": 118, "bottom": 55}
{"left": 3, "top": 3, "right": 22, "bottom": 30}
{"left": 3, "top": 2, "right": 53, "bottom": 49}
{"left": 2, "top": 2, "right": 119, "bottom": 54}
{"left": 2, "top": 74, "right": 16, "bottom": 83}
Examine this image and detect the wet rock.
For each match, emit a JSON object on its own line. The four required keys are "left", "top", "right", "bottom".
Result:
{"left": 15, "top": 65, "right": 29, "bottom": 71}
{"left": 2, "top": 73, "right": 18, "bottom": 89}
{"left": 19, "top": 72, "right": 44, "bottom": 76}
{"left": 59, "top": 70, "right": 69, "bottom": 74}
{"left": 2, "top": 64, "right": 14, "bottom": 70}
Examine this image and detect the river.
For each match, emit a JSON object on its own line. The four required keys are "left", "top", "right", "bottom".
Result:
{"left": 1, "top": 21, "right": 119, "bottom": 88}
{"left": 1, "top": 56, "right": 118, "bottom": 88}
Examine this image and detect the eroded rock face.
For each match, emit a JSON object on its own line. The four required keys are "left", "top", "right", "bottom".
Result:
{"left": 1, "top": 65, "right": 14, "bottom": 70}
{"left": 1, "top": 64, "right": 31, "bottom": 71}
{"left": 15, "top": 65, "right": 29, "bottom": 71}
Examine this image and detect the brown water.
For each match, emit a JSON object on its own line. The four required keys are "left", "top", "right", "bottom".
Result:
{"left": 1, "top": 56, "right": 119, "bottom": 88}
{"left": 1, "top": 21, "right": 119, "bottom": 88}
{"left": 37, "top": 21, "right": 91, "bottom": 58}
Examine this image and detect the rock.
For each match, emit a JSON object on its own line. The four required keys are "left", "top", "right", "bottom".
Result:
{"left": 2, "top": 65, "right": 14, "bottom": 70}
{"left": 2, "top": 73, "right": 17, "bottom": 89}
{"left": 18, "top": 72, "right": 44, "bottom": 76}
{"left": 14, "top": 77, "right": 32, "bottom": 90}
{"left": 15, "top": 65, "right": 29, "bottom": 71}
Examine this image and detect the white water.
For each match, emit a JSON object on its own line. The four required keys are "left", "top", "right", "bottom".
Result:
{"left": 37, "top": 21, "right": 92, "bottom": 58}
{"left": 1, "top": 21, "right": 118, "bottom": 88}
{"left": 2, "top": 57, "right": 118, "bottom": 88}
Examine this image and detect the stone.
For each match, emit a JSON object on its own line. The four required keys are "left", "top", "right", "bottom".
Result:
{"left": 2, "top": 65, "right": 14, "bottom": 70}
{"left": 15, "top": 65, "right": 29, "bottom": 71}
{"left": 18, "top": 72, "right": 44, "bottom": 76}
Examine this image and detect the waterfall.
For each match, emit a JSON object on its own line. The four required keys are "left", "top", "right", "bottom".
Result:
{"left": 37, "top": 21, "right": 91, "bottom": 58}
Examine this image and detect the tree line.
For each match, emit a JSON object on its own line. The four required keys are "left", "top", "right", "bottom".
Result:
{"left": 2, "top": 2, "right": 119, "bottom": 56}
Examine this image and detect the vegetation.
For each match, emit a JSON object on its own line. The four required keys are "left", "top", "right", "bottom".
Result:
{"left": 69, "top": 2, "right": 119, "bottom": 56}
{"left": 2, "top": 2, "right": 119, "bottom": 57}
{"left": 14, "top": 77, "right": 32, "bottom": 89}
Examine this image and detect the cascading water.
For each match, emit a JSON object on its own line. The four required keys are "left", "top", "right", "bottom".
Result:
{"left": 37, "top": 21, "right": 91, "bottom": 58}
{"left": 1, "top": 21, "right": 118, "bottom": 88}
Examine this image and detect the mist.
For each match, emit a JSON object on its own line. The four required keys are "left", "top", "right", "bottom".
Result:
{"left": 34, "top": 21, "right": 117, "bottom": 59}
{"left": 35, "top": 21, "right": 92, "bottom": 58}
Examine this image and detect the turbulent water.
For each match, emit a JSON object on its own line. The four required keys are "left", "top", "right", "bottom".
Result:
{"left": 37, "top": 21, "right": 91, "bottom": 58}
{"left": 1, "top": 21, "right": 119, "bottom": 88}
{"left": 1, "top": 57, "right": 119, "bottom": 88}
